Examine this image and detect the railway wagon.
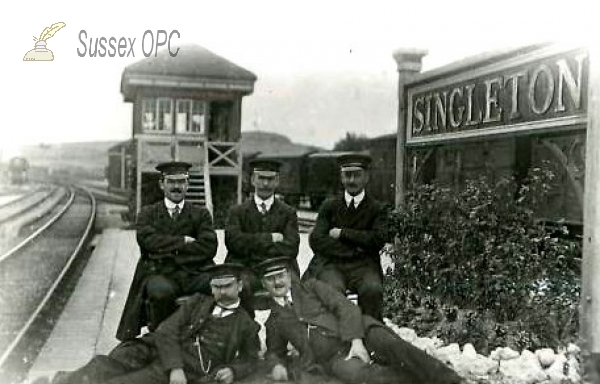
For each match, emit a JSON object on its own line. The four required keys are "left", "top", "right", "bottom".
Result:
{"left": 304, "top": 151, "right": 352, "bottom": 209}
{"left": 242, "top": 152, "right": 313, "bottom": 206}
{"left": 8, "top": 157, "right": 29, "bottom": 185}
{"left": 367, "top": 134, "right": 397, "bottom": 205}
{"left": 119, "top": 44, "right": 257, "bottom": 225}
{"left": 106, "top": 140, "right": 133, "bottom": 195}
{"left": 245, "top": 141, "right": 397, "bottom": 210}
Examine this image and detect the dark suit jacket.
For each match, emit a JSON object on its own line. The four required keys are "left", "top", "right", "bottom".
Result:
{"left": 225, "top": 198, "right": 300, "bottom": 266}
{"left": 116, "top": 200, "right": 218, "bottom": 341}
{"left": 265, "top": 277, "right": 380, "bottom": 368}
{"left": 308, "top": 193, "right": 386, "bottom": 263}
{"left": 147, "top": 293, "right": 260, "bottom": 381}
{"left": 137, "top": 200, "right": 217, "bottom": 266}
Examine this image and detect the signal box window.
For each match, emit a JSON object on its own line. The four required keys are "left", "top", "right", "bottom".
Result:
{"left": 176, "top": 99, "right": 206, "bottom": 134}
{"left": 141, "top": 98, "right": 173, "bottom": 133}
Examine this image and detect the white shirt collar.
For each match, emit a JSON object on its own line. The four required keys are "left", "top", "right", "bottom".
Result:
{"left": 164, "top": 198, "right": 185, "bottom": 211}
{"left": 212, "top": 299, "right": 241, "bottom": 318}
{"left": 273, "top": 291, "right": 293, "bottom": 307}
{"left": 344, "top": 190, "right": 365, "bottom": 208}
{"left": 254, "top": 194, "right": 275, "bottom": 212}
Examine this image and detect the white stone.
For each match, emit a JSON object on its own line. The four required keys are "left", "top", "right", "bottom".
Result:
{"left": 490, "top": 347, "right": 501, "bottom": 361}
{"left": 491, "top": 346, "right": 521, "bottom": 361}
{"left": 411, "top": 337, "right": 439, "bottom": 354}
{"left": 567, "top": 355, "right": 581, "bottom": 383}
{"left": 499, "top": 347, "right": 520, "bottom": 360}
{"left": 462, "top": 343, "right": 477, "bottom": 358}
{"left": 545, "top": 353, "right": 567, "bottom": 384}
{"left": 453, "top": 354, "right": 498, "bottom": 377}
{"left": 568, "top": 371, "right": 582, "bottom": 384}
{"left": 434, "top": 343, "right": 461, "bottom": 365}
{"left": 499, "top": 352, "right": 548, "bottom": 384}
{"left": 383, "top": 318, "right": 400, "bottom": 331}
{"left": 535, "top": 348, "right": 556, "bottom": 368}
{"left": 567, "top": 343, "right": 581, "bottom": 356}
{"left": 431, "top": 336, "right": 444, "bottom": 349}
{"left": 396, "top": 327, "right": 418, "bottom": 342}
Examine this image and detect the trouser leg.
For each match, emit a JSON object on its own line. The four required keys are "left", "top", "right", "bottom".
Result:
{"left": 185, "top": 271, "right": 212, "bottom": 296}
{"left": 239, "top": 271, "right": 256, "bottom": 317}
{"left": 316, "top": 265, "right": 346, "bottom": 294}
{"left": 103, "top": 362, "right": 168, "bottom": 384}
{"left": 51, "top": 356, "right": 131, "bottom": 384}
{"left": 52, "top": 338, "right": 158, "bottom": 384}
{"left": 355, "top": 268, "right": 383, "bottom": 321}
{"left": 329, "top": 354, "right": 399, "bottom": 384}
{"left": 145, "top": 275, "right": 179, "bottom": 331}
{"left": 364, "top": 326, "right": 462, "bottom": 384}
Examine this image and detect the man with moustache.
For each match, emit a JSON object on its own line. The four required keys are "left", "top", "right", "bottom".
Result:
{"left": 117, "top": 161, "right": 218, "bottom": 341}
{"left": 43, "top": 263, "right": 260, "bottom": 384}
{"left": 258, "top": 257, "right": 463, "bottom": 384}
{"left": 307, "top": 153, "right": 387, "bottom": 321}
{"left": 225, "top": 158, "right": 300, "bottom": 315}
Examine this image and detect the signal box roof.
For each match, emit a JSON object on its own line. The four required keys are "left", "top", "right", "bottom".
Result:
{"left": 121, "top": 44, "right": 257, "bottom": 100}
{"left": 307, "top": 151, "right": 356, "bottom": 159}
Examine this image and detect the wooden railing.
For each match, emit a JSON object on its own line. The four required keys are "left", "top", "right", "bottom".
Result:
{"left": 203, "top": 145, "right": 214, "bottom": 217}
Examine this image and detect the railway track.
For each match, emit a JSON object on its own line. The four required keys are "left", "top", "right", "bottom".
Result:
{"left": 0, "top": 186, "right": 57, "bottom": 226}
{"left": 0, "top": 186, "right": 96, "bottom": 380}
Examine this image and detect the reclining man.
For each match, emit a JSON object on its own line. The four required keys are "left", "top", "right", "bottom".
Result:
{"left": 43, "top": 263, "right": 260, "bottom": 384}
{"left": 258, "top": 257, "right": 463, "bottom": 384}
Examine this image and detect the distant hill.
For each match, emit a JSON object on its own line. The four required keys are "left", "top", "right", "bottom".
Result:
{"left": 241, "top": 131, "right": 322, "bottom": 157}
{"left": 19, "top": 141, "right": 121, "bottom": 179}
{"left": 13, "top": 132, "right": 317, "bottom": 179}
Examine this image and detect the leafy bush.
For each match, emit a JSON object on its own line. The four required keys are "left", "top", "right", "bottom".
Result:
{"left": 384, "top": 165, "right": 581, "bottom": 352}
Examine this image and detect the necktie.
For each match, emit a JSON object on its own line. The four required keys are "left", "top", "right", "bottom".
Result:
{"left": 213, "top": 305, "right": 235, "bottom": 318}
{"left": 348, "top": 199, "right": 357, "bottom": 213}
{"left": 260, "top": 202, "right": 268, "bottom": 215}
{"left": 172, "top": 206, "right": 180, "bottom": 221}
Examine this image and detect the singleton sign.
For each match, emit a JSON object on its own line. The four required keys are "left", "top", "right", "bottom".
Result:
{"left": 406, "top": 45, "right": 589, "bottom": 145}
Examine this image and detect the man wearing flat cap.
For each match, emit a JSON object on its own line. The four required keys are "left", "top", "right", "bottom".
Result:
{"left": 44, "top": 263, "right": 260, "bottom": 384}
{"left": 117, "top": 161, "right": 218, "bottom": 341}
{"left": 307, "top": 153, "right": 387, "bottom": 320}
{"left": 225, "top": 158, "right": 300, "bottom": 315}
{"left": 258, "top": 257, "right": 462, "bottom": 384}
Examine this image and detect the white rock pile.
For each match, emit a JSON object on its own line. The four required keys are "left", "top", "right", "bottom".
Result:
{"left": 383, "top": 318, "right": 582, "bottom": 384}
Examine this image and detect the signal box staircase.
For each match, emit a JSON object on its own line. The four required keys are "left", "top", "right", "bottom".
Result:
{"left": 187, "top": 170, "right": 213, "bottom": 217}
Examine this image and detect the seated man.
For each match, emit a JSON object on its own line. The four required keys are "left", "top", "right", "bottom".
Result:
{"left": 307, "top": 153, "right": 387, "bottom": 320}
{"left": 258, "top": 257, "right": 462, "bottom": 384}
{"left": 117, "top": 161, "right": 218, "bottom": 341}
{"left": 43, "top": 263, "right": 260, "bottom": 384}
{"left": 225, "top": 158, "right": 300, "bottom": 314}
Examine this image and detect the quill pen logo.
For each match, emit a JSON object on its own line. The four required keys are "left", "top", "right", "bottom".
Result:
{"left": 23, "top": 22, "right": 66, "bottom": 61}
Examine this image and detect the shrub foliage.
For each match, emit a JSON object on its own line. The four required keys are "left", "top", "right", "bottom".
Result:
{"left": 384, "top": 165, "right": 581, "bottom": 352}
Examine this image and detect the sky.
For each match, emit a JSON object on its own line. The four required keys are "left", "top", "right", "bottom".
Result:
{"left": 1, "top": 0, "right": 596, "bottom": 161}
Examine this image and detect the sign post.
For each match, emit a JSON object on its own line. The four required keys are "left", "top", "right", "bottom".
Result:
{"left": 582, "top": 43, "right": 600, "bottom": 383}
{"left": 393, "top": 49, "right": 427, "bottom": 209}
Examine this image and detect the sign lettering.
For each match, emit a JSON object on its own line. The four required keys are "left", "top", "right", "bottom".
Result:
{"left": 407, "top": 48, "right": 589, "bottom": 144}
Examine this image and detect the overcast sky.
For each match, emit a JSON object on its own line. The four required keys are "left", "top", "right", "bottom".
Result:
{"left": 2, "top": 0, "right": 595, "bottom": 160}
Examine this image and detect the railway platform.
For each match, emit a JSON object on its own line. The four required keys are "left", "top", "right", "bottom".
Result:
{"left": 26, "top": 224, "right": 315, "bottom": 383}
